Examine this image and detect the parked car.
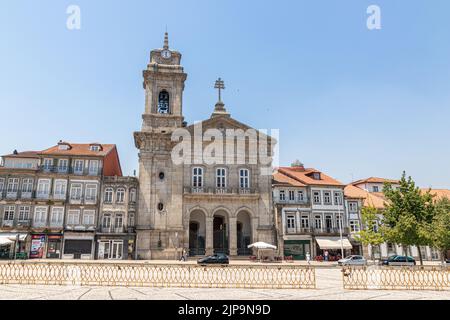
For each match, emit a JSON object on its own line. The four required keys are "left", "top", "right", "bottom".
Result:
{"left": 381, "top": 255, "right": 416, "bottom": 266}
{"left": 337, "top": 255, "right": 367, "bottom": 266}
{"left": 197, "top": 253, "right": 229, "bottom": 265}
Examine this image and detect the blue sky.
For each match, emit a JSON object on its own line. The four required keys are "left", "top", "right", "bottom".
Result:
{"left": 1, "top": 1, "right": 449, "bottom": 188}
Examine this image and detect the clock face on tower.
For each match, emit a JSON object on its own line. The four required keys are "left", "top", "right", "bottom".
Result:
{"left": 161, "top": 50, "right": 172, "bottom": 59}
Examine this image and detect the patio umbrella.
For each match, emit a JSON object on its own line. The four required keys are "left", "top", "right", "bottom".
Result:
{"left": 247, "top": 242, "right": 277, "bottom": 261}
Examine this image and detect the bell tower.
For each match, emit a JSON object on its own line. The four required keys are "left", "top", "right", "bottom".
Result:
{"left": 134, "top": 33, "right": 187, "bottom": 260}
{"left": 141, "top": 32, "right": 187, "bottom": 133}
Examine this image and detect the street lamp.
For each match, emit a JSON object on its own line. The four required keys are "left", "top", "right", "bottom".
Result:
{"left": 338, "top": 194, "right": 344, "bottom": 258}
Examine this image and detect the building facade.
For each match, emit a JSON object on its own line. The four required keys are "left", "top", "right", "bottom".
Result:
{"left": 134, "top": 33, "right": 276, "bottom": 259}
{"left": 0, "top": 142, "right": 123, "bottom": 260}
{"left": 273, "top": 164, "right": 352, "bottom": 260}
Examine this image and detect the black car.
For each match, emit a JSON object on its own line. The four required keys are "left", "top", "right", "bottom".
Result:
{"left": 197, "top": 253, "right": 229, "bottom": 265}
{"left": 381, "top": 255, "right": 416, "bottom": 266}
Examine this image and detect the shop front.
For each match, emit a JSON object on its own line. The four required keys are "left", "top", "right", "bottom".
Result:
{"left": 46, "top": 234, "right": 63, "bottom": 259}
{"left": 62, "top": 232, "right": 95, "bottom": 260}
{"left": 0, "top": 233, "right": 29, "bottom": 259}
{"left": 315, "top": 236, "right": 353, "bottom": 261}
{"left": 283, "top": 240, "right": 311, "bottom": 260}
{"left": 96, "top": 235, "right": 135, "bottom": 260}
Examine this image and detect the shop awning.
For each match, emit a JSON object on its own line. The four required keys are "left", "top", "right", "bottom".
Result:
{"left": 315, "top": 237, "right": 352, "bottom": 250}
{"left": 0, "top": 233, "right": 28, "bottom": 245}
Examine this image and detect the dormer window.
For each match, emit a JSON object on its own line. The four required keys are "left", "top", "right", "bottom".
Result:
{"left": 313, "top": 172, "right": 321, "bottom": 180}
{"left": 158, "top": 90, "right": 170, "bottom": 114}
{"left": 90, "top": 144, "right": 102, "bottom": 152}
{"left": 58, "top": 144, "right": 70, "bottom": 150}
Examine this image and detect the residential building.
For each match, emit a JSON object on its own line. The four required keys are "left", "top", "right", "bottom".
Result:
{"left": 273, "top": 163, "right": 350, "bottom": 260}
{"left": 96, "top": 176, "right": 138, "bottom": 260}
{"left": 0, "top": 141, "right": 122, "bottom": 260}
{"left": 348, "top": 177, "right": 442, "bottom": 261}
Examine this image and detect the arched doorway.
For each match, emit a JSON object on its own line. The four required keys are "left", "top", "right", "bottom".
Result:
{"left": 236, "top": 211, "right": 252, "bottom": 255}
{"left": 189, "top": 210, "right": 206, "bottom": 256}
{"left": 213, "top": 211, "right": 229, "bottom": 254}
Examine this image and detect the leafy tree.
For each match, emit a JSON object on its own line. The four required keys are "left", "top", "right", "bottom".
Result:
{"left": 382, "top": 172, "right": 435, "bottom": 265}
{"left": 428, "top": 197, "right": 450, "bottom": 262}
{"left": 356, "top": 205, "right": 385, "bottom": 261}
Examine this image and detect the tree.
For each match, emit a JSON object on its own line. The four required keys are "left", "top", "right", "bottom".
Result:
{"left": 428, "top": 197, "right": 450, "bottom": 262}
{"left": 356, "top": 205, "right": 385, "bottom": 261}
{"left": 382, "top": 172, "right": 435, "bottom": 265}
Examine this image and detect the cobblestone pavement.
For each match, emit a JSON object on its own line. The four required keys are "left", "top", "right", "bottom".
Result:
{"left": 0, "top": 268, "right": 448, "bottom": 300}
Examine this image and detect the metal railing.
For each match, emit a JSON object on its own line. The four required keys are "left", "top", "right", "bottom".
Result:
{"left": 0, "top": 261, "right": 316, "bottom": 289}
{"left": 342, "top": 266, "right": 450, "bottom": 291}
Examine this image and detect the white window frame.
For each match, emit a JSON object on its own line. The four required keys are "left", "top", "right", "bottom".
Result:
{"left": 37, "top": 179, "right": 51, "bottom": 198}
{"left": 334, "top": 192, "right": 343, "bottom": 205}
{"left": 323, "top": 191, "right": 332, "bottom": 205}
{"left": 3, "top": 205, "right": 15, "bottom": 221}
{"left": 102, "top": 213, "right": 111, "bottom": 229}
{"left": 116, "top": 188, "right": 125, "bottom": 203}
{"left": 57, "top": 159, "right": 68, "bottom": 172}
{"left": 192, "top": 167, "right": 203, "bottom": 188}
{"left": 114, "top": 213, "right": 123, "bottom": 230}
{"left": 0, "top": 178, "right": 4, "bottom": 192}
{"left": 348, "top": 201, "right": 358, "bottom": 212}
{"left": 104, "top": 187, "right": 113, "bottom": 203}
{"left": 73, "top": 159, "right": 84, "bottom": 174}
{"left": 85, "top": 184, "right": 98, "bottom": 202}
{"left": 314, "top": 215, "right": 322, "bottom": 229}
{"left": 7, "top": 178, "right": 19, "bottom": 193}
{"left": 216, "top": 168, "right": 227, "bottom": 188}
{"left": 301, "top": 216, "right": 309, "bottom": 228}
{"left": 349, "top": 220, "right": 360, "bottom": 233}
{"left": 18, "top": 206, "right": 31, "bottom": 221}
{"left": 129, "top": 188, "right": 136, "bottom": 203}
{"left": 239, "top": 168, "right": 250, "bottom": 189}
{"left": 279, "top": 190, "right": 286, "bottom": 201}
{"left": 43, "top": 158, "right": 53, "bottom": 170}
{"left": 53, "top": 179, "right": 67, "bottom": 200}
{"left": 34, "top": 206, "right": 48, "bottom": 225}
{"left": 313, "top": 191, "right": 321, "bottom": 204}
{"left": 82, "top": 210, "right": 95, "bottom": 225}
{"left": 21, "top": 178, "right": 33, "bottom": 193}
{"left": 88, "top": 160, "right": 99, "bottom": 175}
{"left": 70, "top": 183, "right": 83, "bottom": 201}
{"left": 67, "top": 210, "right": 80, "bottom": 225}
{"left": 50, "top": 207, "right": 64, "bottom": 225}
{"left": 297, "top": 190, "right": 304, "bottom": 202}
{"left": 286, "top": 215, "right": 296, "bottom": 230}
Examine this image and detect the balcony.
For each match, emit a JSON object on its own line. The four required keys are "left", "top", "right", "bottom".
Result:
{"left": 6, "top": 191, "right": 18, "bottom": 199}
{"left": 184, "top": 187, "right": 258, "bottom": 196}
{"left": 276, "top": 198, "right": 310, "bottom": 205}
{"left": 52, "top": 194, "right": 67, "bottom": 201}
{"left": 16, "top": 219, "right": 32, "bottom": 228}
{"left": 314, "top": 227, "right": 349, "bottom": 235}
{"left": 100, "top": 226, "right": 124, "bottom": 233}
{"left": 33, "top": 221, "right": 47, "bottom": 228}
{"left": 21, "top": 191, "right": 33, "bottom": 199}
{"left": 36, "top": 193, "right": 50, "bottom": 200}
{"left": 2, "top": 220, "right": 14, "bottom": 227}
{"left": 84, "top": 197, "right": 97, "bottom": 205}
{"left": 49, "top": 221, "right": 63, "bottom": 228}
{"left": 285, "top": 227, "right": 313, "bottom": 234}
{"left": 38, "top": 165, "right": 100, "bottom": 176}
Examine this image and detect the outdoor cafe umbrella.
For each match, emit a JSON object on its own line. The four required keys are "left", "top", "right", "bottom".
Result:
{"left": 247, "top": 242, "right": 277, "bottom": 260}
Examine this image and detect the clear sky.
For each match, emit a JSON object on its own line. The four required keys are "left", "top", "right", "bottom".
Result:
{"left": 1, "top": 1, "right": 449, "bottom": 188}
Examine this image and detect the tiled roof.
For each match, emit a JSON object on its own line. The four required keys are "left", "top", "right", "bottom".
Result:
{"left": 351, "top": 177, "right": 399, "bottom": 185}
{"left": 344, "top": 184, "right": 386, "bottom": 209}
{"left": 277, "top": 166, "right": 344, "bottom": 187}
{"left": 39, "top": 143, "right": 116, "bottom": 157}
{"left": 3, "top": 151, "right": 39, "bottom": 158}
{"left": 272, "top": 172, "right": 306, "bottom": 187}
{"left": 421, "top": 188, "right": 450, "bottom": 201}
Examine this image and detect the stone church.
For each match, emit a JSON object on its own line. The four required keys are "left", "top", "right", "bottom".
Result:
{"left": 134, "top": 33, "right": 276, "bottom": 259}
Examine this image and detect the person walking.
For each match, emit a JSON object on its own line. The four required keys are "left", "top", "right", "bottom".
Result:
{"left": 180, "top": 248, "right": 187, "bottom": 262}
{"left": 306, "top": 252, "right": 311, "bottom": 265}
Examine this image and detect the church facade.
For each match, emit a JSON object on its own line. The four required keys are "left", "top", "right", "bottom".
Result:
{"left": 134, "top": 34, "right": 276, "bottom": 259}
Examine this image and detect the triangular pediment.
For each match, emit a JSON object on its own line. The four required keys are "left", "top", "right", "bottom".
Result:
{"left": 185, "top": 115, "right": 276, "bottom": 142}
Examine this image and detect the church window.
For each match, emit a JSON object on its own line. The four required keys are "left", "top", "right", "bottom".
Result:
{"left": 216, "top": 168, "right": 227, "bottom": 188}
{"left": 239, "top": 169, "right": 250, "bottom": 189}
{"left": 157, "top": 90, "right": 170, "bottom": 114}
{"left": 192, "top": 167, "right": 203, "bottom": 188}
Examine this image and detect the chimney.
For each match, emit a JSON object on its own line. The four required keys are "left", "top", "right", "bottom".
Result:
{"left": 13, "top": 149, "right": 18, "bottom": 155}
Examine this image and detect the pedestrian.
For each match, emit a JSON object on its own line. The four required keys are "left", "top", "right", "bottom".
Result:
{"left": 324, "top": 250, "right": 329, "bottom": 262}
{"left": 306, "top": 252, "right": 311, "bottom": 265}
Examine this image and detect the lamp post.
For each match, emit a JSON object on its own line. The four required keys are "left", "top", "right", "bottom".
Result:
{"left": 338, "top": 194, "right": 344, "bottom": 258}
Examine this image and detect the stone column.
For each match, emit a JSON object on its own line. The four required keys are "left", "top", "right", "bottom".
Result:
{"left": 295, "top": 210, "right": 301, "bottom": 233}
{"left": 205, "top": 217, "right": 213, "bottom": 255}
{"left": 229, "top": 217, "right": 237, "bottom": 256}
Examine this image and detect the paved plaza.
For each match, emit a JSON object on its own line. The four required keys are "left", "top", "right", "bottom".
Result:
{"left": 0, "top": 266, "right": 448, "bottom": 300}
